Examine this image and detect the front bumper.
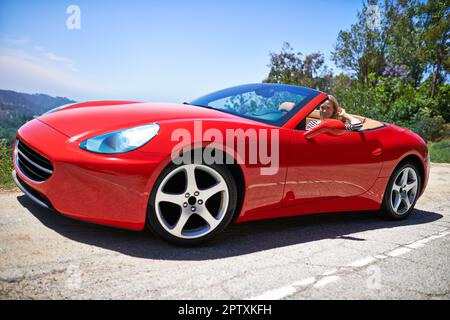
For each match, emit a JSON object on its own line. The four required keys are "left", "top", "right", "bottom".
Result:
{"left": 12, "top": 170, "right": 54, "bottom": 210}
{"left": 14, "top": 119, "right": 168, "bottom": 230}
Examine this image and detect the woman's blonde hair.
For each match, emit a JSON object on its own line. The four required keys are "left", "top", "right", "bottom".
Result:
{"left": 321, "top": 95, "right": 343, "bottom": 120}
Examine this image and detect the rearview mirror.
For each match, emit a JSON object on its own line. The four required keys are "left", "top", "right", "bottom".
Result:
{"left": 304, "top": 119, "right": 346, "bottom": 139}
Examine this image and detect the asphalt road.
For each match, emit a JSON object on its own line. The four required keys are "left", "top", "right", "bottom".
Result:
{"left": 1, "top": 164, "right": 449, "bottom": 299}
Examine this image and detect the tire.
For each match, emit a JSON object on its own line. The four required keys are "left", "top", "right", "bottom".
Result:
{"left": 380, "top": 162, "right": 421, "bottom": 220}
{"left": 147, "top": 162, "right": 237, "bottom": 246}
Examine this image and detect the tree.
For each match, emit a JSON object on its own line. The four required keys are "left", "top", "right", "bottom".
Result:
{"left": 332, "top": 0, "right": 449, "bottom": 92}
{"left": 263, "top": 0, "right": 449, "bottom": 140}
{"left": 385, "top": 0, "right": 425, "bottom": 85}
{"left": 263, "top": 42, "right": 333, "bottom": 92}
{"left": 417, "top": 0, "right": 450, "bottom": 97}
{"left": 331, "top": 1, "right": 389, "bottom": 85}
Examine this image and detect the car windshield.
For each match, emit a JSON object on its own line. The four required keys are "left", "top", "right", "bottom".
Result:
{"left": 189, "top": 83, "right": 319, "bottom": 125}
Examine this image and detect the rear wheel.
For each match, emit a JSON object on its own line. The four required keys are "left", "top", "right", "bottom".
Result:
{"left": 147, "top": 163, "right": 237, "bottom": 246}
{"left": 381, "top": 163, "right": 421, "bottom": 220}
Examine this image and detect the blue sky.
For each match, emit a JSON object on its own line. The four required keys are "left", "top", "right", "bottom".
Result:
{"left": 0, "top": 0, "right": 362, "bottom": 102}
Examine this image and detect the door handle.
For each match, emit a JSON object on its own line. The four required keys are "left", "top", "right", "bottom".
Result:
{"left": 371, "top": 147, "right": 383, "bottom": 156}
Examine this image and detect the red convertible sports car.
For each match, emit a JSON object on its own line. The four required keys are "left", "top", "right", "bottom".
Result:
{"left": 12, "top": 83, "right": 429, "bottom": 245}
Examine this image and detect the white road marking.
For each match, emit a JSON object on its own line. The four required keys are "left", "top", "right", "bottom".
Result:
{"left": 322, "top": 268, "right": 338, "bottom": 276}
{"left": 428, "top": 232, "right": 449, "bottom": 239}
{"left": 251, "top": 277, "right": 317, "bottom": 300}
{"left": 251, "top": 285, "right": 297, "bottom": 300}
{"left": 347, "top": 256, "right": 377, "bottom": 267}
{"left": 293, "top": 277, "right": 316, "bottom": 287}
{"left": 247, "top": 228, "right": 449, "bottom": 300}
{"left": 387, "top": 247, "right": 412, "bottom": 257}
{"left": 406, "top": 242, "right": 426, "bottom": 249}
{"left": 313, "top": 275, "right": 340, "bottom": 288}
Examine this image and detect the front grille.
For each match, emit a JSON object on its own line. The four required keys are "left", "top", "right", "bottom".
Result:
{"left": 16, "top": 140, "right": 54, "bottom": 182}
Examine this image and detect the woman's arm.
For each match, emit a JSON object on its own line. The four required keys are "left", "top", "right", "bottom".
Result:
{"left": 338, "top": 108, "right": 363, "bottom": 131}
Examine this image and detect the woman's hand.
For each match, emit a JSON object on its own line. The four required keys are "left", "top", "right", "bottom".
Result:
{"left": 339, "top": 108, "right": 363, "bottom": 130}
{"left": 337, "top": 108, "right": 351, "bottom": 121}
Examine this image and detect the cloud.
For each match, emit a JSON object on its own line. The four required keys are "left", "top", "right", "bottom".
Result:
{"left": 44, "top": 52, "right": 72, "bottom": 64}
{"left": 30, "top": 45, "right": 77, "bottom": 72}
{"left": 0, "top": 47, "right": 93, "bottom": 100}
{"left": 0, "top": 34, "right": 96, "bottom": 98}
{"left": 0, "top": 35, "right": 30, "bottom": 46}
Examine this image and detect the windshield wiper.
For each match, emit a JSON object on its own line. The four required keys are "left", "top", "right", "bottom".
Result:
{"left": 183, "top": 102, "right": 243, "bottom": 117}
{"left": 183, "top": 102, "right": 215, "bottom": 110}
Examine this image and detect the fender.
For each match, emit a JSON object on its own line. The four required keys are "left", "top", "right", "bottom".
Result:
{"left": 143, "top": 141, "right": 247, "bottom": 207}
{"left": 383, "top": 150, "right": 429, "bottom": 196}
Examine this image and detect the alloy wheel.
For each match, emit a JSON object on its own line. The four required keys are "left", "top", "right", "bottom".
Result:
{"left": 154, "top": 164, "right": 229, "bottom": 239}
{"left": 390, "top": 167, "right": 418, "bottom": 216}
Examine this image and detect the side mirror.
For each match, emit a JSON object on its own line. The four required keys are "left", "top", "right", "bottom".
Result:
{"left": 304, "top": 119, "right": 346, "bottom": 139}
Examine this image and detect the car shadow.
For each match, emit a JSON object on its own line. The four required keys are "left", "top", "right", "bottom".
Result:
{"left": 17, "top": 195, "right": 443, "bottom": 261}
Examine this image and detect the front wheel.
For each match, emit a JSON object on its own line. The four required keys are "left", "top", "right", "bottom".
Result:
{"left": 381, "top": 163, "right": 421, "bottom": 220}
{"left": 147, "top": 163, "right": 237, "bottom": 246}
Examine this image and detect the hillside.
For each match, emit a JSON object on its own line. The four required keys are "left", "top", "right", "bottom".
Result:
{"left": 0, "top": 89, "right": 75, "bottom": 143}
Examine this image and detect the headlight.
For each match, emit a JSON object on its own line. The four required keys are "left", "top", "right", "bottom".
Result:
{"left": 79, "top": 123, "right": 159, "bottom": 154}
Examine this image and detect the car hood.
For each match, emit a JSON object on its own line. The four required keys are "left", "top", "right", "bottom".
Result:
{"left": 38, "top": 102, "right": 244, "bottom": 138}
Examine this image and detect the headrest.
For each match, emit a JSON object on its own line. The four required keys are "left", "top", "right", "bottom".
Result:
{"left": 278, "top": 102, "right": 296, "bottom": 113}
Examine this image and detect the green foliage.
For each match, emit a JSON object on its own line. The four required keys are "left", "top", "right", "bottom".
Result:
{"left": 418, "top": 0, "right": 450, "bottom": 97}
{"left": 0, "top": 141, "right": 14, "bottom": 190}
{"left": 428, "top": 139, "right": 450, "bottom": 163}
{"left": 264, "top": 42, "right": 333, "bottom": 92}
{"left": 410, "top": 109, "right": 446, "bottom": 142}
{"left": 432, "top": 84, "right": 450, "bottom": 121}
{"left": 265, "top": 0, "right": 449, "bottom": 145}
{"left": 333, "top": 72, "right": 448, "bottom": 141}
{"left": 332, "top": 1, "right": 388, "bottom": 85}
{"left": 332, "top": 0, "right": 449, "bottom": 96}
{"left": 0, "top": 89, "right": 75, "bottom": 144}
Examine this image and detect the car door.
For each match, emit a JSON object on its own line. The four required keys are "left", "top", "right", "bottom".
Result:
{"left": 282, "top": 128, "right": 383, "bottom": 207}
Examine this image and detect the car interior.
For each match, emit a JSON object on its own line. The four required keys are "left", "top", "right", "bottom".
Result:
{"left": 303, "top": 109, "right": 385, "bottom": 131}
{"left": 280, "top": 100, "right": 385, "bottom": 132}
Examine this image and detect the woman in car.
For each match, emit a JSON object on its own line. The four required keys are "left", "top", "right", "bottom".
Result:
{"left": 306, "top": 95, "right": 363, "bottom": 131}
